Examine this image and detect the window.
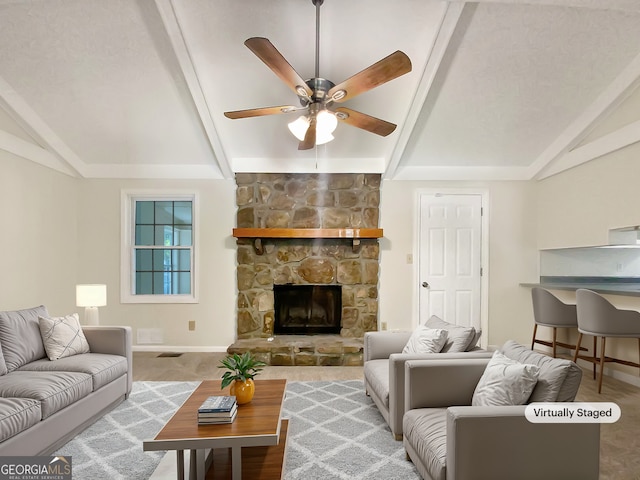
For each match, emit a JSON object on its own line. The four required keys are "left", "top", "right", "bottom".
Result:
{"left": 121, "top": 191, "right": 198, "bottom": 303}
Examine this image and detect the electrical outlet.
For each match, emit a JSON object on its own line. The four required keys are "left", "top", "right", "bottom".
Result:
{"left": 188, "top": 320, "right": 196, "bottom": 331}
{"left": 381, "top": 321, "right": 388, "bottom": 330}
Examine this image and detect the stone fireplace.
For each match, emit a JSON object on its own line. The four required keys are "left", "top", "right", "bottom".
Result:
{"left": 228, "top": 173, "right": 381, "bottom": 366}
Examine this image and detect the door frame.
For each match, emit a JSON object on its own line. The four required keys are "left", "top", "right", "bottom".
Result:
{"left": 413, "top": 188, "right": 490, "bottom": 347}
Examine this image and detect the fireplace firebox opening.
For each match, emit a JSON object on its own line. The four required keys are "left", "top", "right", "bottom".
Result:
{"left": 274, "top": 284, "right": 342, "bottom": 335}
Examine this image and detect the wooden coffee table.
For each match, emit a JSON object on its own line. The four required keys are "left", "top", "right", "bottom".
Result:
{"left": 143, "top": 379, "right": 287, "bottom": 480}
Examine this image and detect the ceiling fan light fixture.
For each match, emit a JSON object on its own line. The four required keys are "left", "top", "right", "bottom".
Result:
{"left": 316, "top": 132, "right": 334, "bottom": 145}
{"left": 316, "top": 110, "right": 338, "bottom": 134}
{"left": 288, "top": 110, "right": 337, "bottom": 145}
{"left": 288, "top": 116, "right": 310, "bottom": 141}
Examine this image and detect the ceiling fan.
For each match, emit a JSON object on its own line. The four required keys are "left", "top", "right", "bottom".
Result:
{"left": 223, "top": 0, "right": 412, "bottom": 150}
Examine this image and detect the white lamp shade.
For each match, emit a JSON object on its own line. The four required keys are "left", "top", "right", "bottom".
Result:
{"left": 288, "top": 116, "right": 309, "bottom": 141}
{"left": 76, "top": 284, "right": 107, "bottom": 307}
{"left": 288, "top": 111, "right": 338, "bottom": 145}
{"left": 316, "top": 110, "right": 338, "bottom": 134}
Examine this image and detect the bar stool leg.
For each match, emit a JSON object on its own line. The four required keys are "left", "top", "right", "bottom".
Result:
{"left": 598, "top": 337, "right": 606, "bottom": 394}
{"left": 531, "top": 324, "right": 538, "bottom": 351}
{"left": 572, "top": 332, "right": 583, "bottom": 363}
{"left": 592, "top": 336, "right": 597, "bottom": 380}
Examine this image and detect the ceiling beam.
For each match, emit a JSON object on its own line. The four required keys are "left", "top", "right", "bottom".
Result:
{"left": 530, "top": 50, "right": 640, "bottom": 180}
{"left": 384, "top": 2, "right": 465, "bottom": 180}
{"left": 540, "top": 119, "right": 640, "bottom": 178}
{"left": 0, "top": 129, "right": 77, "bottom": 176}
{"left": 0, "top": 75, "right": 84, "bottom": 177}
{"left": 154, "top": 0, "right": 233, "bottom": 179}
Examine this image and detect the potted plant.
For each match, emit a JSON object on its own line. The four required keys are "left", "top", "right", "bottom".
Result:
{"left": 219, "top": 352, "right": 266, "bottom": 404}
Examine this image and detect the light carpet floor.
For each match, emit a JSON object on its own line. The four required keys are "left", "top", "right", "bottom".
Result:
{"left": 55, "top": 380, "right": 419, "bottom": 480}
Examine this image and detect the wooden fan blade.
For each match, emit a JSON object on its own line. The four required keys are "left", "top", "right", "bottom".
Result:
{"left": 328, "top": 51, "right": 411, "bottom": 103}
{"left": 298, "top": 117, "right": 316, "bottom": 150}
{"left": 245, "top": 37, "right": 313, "bottom": 99}
{"left": 224, "top": 105, "right": 300, "bottom": 119}
{"left": 333, "top": 107, "right": 396, "bottom": 136}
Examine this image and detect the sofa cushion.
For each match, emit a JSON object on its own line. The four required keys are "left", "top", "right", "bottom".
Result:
{"left": 403, "top": 326, "right": 447, "bottom": 354}
{"left": 38, "top": 313, "right": 90, "bottom": 361}
{"left": 0, "top": 371, "right": 92, "bottom": 418}
{"left": 403, "top": 408, "right": 447, "bottom": 480}
{"left": 499, "top": 340, "right": 580, "bottom": 402}
{"left": 0, "top": 398, "right": 42, "bottom": 442}
{"left": 472, "top": 351, "right": 540, "bottom": 406}
{"left": 0, "top": 305, "right": 48, "bottom": 372}
{"left": 18, "top": 353, "right": 127, "bottom": 391}
{"left": 424, "top": 316, "right": 477, "bottom": 353}
{"left": 0, "top": 342, "right": 7, "bottom": 376}
{"left": 363, "top": 359, "right": 390, "bottom": 408}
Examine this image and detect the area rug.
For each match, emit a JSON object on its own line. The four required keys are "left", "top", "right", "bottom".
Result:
{"left": 55, "top": 380, "right": 420, "bottom": 480}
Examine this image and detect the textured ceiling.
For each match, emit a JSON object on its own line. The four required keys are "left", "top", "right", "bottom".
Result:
{"left": 0, "top": 0, "right": 639, "bottom": 180}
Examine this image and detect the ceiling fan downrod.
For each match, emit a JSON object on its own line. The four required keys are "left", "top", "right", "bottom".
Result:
{"left": 312, "top": 0, "right": 323, "bottom": 79}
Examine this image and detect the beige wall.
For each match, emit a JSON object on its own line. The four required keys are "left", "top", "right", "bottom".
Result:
{"left": 76, "top": 178, "right": 237, "bottom": 351}
{"left": 0, "top": 152, "right": 78, "bottom": 314}
{"left": 537, "top": 142, "right": 640, "bottom": 250}
{"left": 379, "top": 179, "right": 538, "bottom": 347}
{"left": 537, "top": 141, "right": 640, "bottom": 382}
{"left": 1, "top": 153, "right": 541, "bottom": 351}
{"left": 9, "top": 141, "right": 640, "bottom": 368}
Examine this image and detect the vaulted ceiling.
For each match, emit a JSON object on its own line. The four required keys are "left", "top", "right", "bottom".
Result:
{"left": 1, "top": 0, "right": 639, "bottom": 181}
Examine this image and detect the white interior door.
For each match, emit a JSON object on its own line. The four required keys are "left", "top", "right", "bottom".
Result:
{"left": 419, "top": 193, "right": 482, "bottom": 329}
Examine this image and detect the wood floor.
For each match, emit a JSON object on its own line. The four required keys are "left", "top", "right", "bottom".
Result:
{"left": 133, "top": 351, "right": 640, "bottom": 479}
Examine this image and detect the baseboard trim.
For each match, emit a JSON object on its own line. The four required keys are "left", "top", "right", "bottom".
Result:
{"left": 133, "top": 345, "right": 229, "bottom": 353}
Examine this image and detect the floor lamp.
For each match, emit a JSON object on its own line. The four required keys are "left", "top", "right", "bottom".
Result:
{"left": 76, "top": 284, "right": 107, "bottom": 325}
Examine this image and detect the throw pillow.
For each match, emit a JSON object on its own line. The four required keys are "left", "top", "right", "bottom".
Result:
{"left": 402, "top": 326, "right": 448, "bottom": 354}
{"left": 38, "top": 313, "right": 90, "bottom": 361}
{"left": 500, "top": 340, "right": 574, "bottom": 402}
{"left": 424, "top": 315, "right": 476, "bottom": 352}
{"left": 472, "top": 351, "right": 540, "bottom": 406}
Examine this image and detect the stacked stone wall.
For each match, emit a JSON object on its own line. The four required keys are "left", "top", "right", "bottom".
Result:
{"left": 235, "top": 173, "right": 381, "bottom": 339}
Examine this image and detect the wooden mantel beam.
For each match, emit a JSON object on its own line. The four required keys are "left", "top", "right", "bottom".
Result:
{"left": 232, "top": 228, "right": 383, "bottom": 254}
{"left": 232, "top": 228, "right": 383, "bottom": 239}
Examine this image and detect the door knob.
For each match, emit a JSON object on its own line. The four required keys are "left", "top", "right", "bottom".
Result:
{"left": 422, "top": 282, "right": 430, "bottom": 288}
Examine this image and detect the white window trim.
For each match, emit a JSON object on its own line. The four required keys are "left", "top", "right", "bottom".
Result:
{"left": 121, "top": 189, "right": 199, "bottom": 304}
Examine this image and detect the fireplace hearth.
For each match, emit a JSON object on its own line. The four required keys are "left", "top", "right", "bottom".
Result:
{"left": 274, "top": 284, "right": 341, "bottom": 335}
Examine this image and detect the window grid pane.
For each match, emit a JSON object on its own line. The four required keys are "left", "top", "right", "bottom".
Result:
{"left": 133, "top": 199, "right": 193, "bottom": 295}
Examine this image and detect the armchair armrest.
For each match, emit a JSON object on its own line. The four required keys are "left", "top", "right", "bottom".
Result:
{"left": 404, "top": 358, "right": 491, "bottom": 410}
{"left": 388, "top": 351, "right": 492, "bottom": 437}
{"left": 446, "top": 406, "right": 600, "bottom": 480}
{"left": 364, "top": 331, "right": 412, "bottom": 361}
{"left": 83, "top": 326, "right": 133, "bottom": 395}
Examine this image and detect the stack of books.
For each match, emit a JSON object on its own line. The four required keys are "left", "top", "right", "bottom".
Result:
{"left": 197, "top": 395, "right": 237, "bottom": 425}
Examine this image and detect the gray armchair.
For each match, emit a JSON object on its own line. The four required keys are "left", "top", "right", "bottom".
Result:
{"left": 364, "top": 326, "right": 490, "bottom": 439}
{"left": 402, "top": 341, "right": 600, "bottom": 480}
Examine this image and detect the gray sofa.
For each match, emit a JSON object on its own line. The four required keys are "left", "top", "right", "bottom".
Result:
{"left": 403, "top": 340, "right": 600, "bottom": 480}
{"left": 364, "top": 317, "right": 491, "bottom": 439}
{"left": 0, "top": 305, "right": 132, "bottom": 455}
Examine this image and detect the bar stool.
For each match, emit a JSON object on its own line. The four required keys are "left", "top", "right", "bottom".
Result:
{"left": 573, "top": 288, "right": 640, "bottom": 393}
{"left": 531, "top": 287, "right": 584, "bottom": 358}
